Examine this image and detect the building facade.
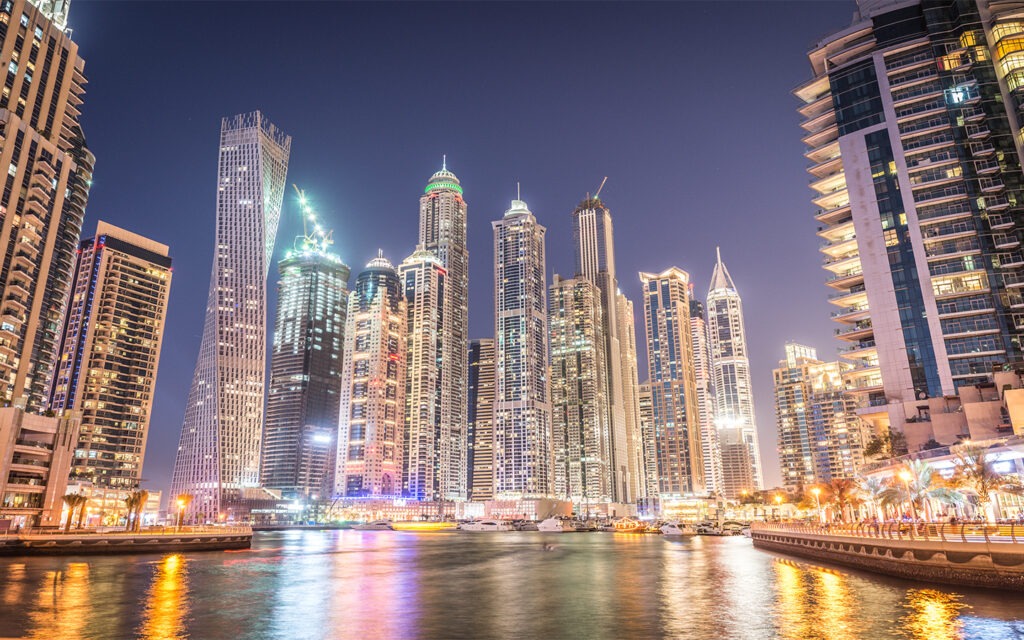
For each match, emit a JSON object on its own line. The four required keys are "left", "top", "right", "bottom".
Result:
{"left": 49, "top": 222, "right": 172, "bottom": 490}
{"left": 689, "top": 299, "right": 724, "bottom": 495}
{"left": 639, "top": 267, "right": 705, "bottom": 497}
{"left": 707, "top": 248, "right": 764, "bottom": 490}
{"left": 572, "top": 196, "right": 634, "bottom": 502}
{"left": 492, "top": 198, "right": 552, "bottom": 498}
{"left": 171, "top": 112, "right": 291, "bottom": 518}
{"left": 774, "top": 343, "right": 865, "bottom": 487}
{"left": 467, "top": 338, "right": 495, "bottom": 501}
{"left": 0, "top": 0, "right": 93, "bottom": 411}
{"left": 260, "top": 208, "right": 349, "bottom": 501}
{"left": 335, "top": 253, "right": 407, "bottom": 497}
{"left": 616, "top": 292, "right": 648, "bottom": 499}
{"left": 418, "top": 162, "right": 468, "bottom": 500}
{"left": 799, "top": 0, "right": 1024, "bottom": 453}
{"left": 548, "top": 274, "right": 612, "bottom": 506}
{"left": 637, "top": 382, "right": 659, "bottom": 499}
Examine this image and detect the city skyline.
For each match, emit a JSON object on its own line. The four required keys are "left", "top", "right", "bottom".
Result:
{"left": 68, "top": 1, "right": 859, "bottom": 491}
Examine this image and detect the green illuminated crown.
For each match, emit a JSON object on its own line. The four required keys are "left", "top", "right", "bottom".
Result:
{"left": 424, "top": 157, "right": 463, "bottom": 195}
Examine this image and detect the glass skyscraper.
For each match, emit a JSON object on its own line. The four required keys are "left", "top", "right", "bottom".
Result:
{"left": 467, "top": 338, "right": 495, "bottom": 501}
{"left": 689, "top": 299, "right": 724, "bottom": 495}
{"left": 171, "top": 112, "right": 291, "bottom": 518}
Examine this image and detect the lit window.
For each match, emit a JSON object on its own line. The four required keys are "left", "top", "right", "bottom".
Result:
{"left": 19, "top": 12, "right": 27, "bottom": 27}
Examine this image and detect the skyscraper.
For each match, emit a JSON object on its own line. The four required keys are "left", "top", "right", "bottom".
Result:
{"left": 639, "top": 267, "right": 705, "bottom": 496}
{"left": 492, "top": 196, "right": 552, "bottom": 498}
{"left": 616, "top": 292, "right": 648, "bottom": 499}
{"left": 467, "top": 338, "right": 495, "bottom": 501}
{"left": 689, "top": 298, "right": 724, "bottom": 495}
{"left": 171, "top": 112, "right": 291, "bottom": 518}
{"left": 774, "top": 343, "right": 864, "bottom": 487}
{"left": 549, "top": 274, "right": 612, "bottom": 506}
{"left": 419, "top": 161, "right": 468, "bottom": 500}
{"left": 49, "top": 222, "right": 172, "bottom": 489}
{"left": 398, "top": 246, "right": 448, "bottom": 502}
{"left": 0, "top": 0, "right": 93, "bottom": 411}
{"left": 637, "top": 382, "right": 659, "bottom": 499}
{"left": 799, "top": 0, "right": 1024, "bottom": 452}
{"left": 572, "top": 195, "right": 633, "bottom": 503}
{"left": 707, "top": 248, "right": 763, "bottom": 490}
{"left": 335, "top": 253, "right": 407, "bottom": 497}
{"left": 260, "top": 197, "right": 349, "bottom": 501}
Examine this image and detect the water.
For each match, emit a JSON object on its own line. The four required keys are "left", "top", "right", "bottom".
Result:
{"left": 2, "top": 530, "right": 1024, "bottom": 639}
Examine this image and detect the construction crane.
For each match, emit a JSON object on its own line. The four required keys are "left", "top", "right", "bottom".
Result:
{"left": 594, "top": 176, "right": 608, "bottom": 201}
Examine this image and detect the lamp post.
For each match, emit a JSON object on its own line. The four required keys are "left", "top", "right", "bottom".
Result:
{"left": 811, "top": 487, "right": 822, "bottom": 524}
{"left": 176, "top": 498, "right": 185, "bottom": 532}
{"left": 774, "top": 494, "right": 783, "bottom": 520}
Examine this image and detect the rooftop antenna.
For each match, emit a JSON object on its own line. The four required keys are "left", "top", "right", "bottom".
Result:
{"left": 442, "top": 154, "right": 447, "bottom": 171}
{"left": 517, "top": 181, "right": 521, "bottom": 201}
{"left": 594, "top": 176, "right": 608, "bottom": 200}
{"left": 291, "top": 184, "right": 334, "bottom": 253}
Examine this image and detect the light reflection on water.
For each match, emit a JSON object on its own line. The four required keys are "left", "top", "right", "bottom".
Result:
{"left": 0, "top": 531, "right": 1022, "bottom": 639}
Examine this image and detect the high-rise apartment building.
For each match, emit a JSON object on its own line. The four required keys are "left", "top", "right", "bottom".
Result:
{"left": 335, "top": 253, "right": 407, "bottom": 497}
{"left": 616, "top": 292, "right": 648, "bottom": 499}
{"left": 637, "top": 382, "right": 659, "bottom": 498}
{"left": 572, "top": 195, "right": 634, "bottom": 503}
{"left": 171, "top": 112, "right": 291, "bottom": 517}
{"left": 492, "top": 197, "right": 552, "bottom": 498}
{"left": 639, "top": 267, "right": 705, "bottom": 496}
{"left": 260, "top": 203, "right": 349, "bottom": 501}
{"left": 799, "top": 0, "right": 1024, "bottom": 452}
{"left": 399, "top": 246, "right": 450, "bottom": 502}
{"left": 0, "top": 0, "right": 93, "bottom": 412}
{"left": 707, "top": 248, "right": 763, "bottom": 490}
{"left": 549, "top": 274, "right": 612, "bottom": 506}
{"left": 49, "top": 222, "right": 172, "bottom": 490}
{"left": 467, "top": 338, "right": 495, "bottom": 501}
{"left": 689, "top": 299, "right": 724, "bottom": 495}
{"left": 718, "top": 428, "right": 755, "bottom": 498}
{"left": 418, "top": 162, "right": 468, "bottom": 500}
{"left": 774, "top": 343, "right": 864, "bottom": 487}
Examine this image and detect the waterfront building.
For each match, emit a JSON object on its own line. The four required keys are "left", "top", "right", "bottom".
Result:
{"left": 616, "top": 292, "right": 648, "bottom": 498}
{"left": 398, "top": 246, "right": 450, "bottom": 502}
{"left": 707, "top": 248, "right": 763, "bottom": 492}
{"left": 798, "top": 0, "right": 1024, "bottom": 454}
{"left": 572, "top": 195, "right": 635, "bottom": 502}
{"left": 260, "top": 198, "right": 349, "bottom": 501}
{"left": 774, "top": 343, "right": 864, "bottom": 487}
{"left": 0, "top": 404, "right": 80, "bottom": 527}
{"left": 637, "top": 382, "right": 659, "bottom": 500}
{"left": 467, "top": 338, "right": 495, "bottom": 501}
{"left": 49, "top": 222, "right": 172, "bottom": 491}
{"left": 419, "top": 161, "right": 468, "bottom": 500}
{"left": 335, "top": 253, "right": 407, "bottom": 497}
{"left": 639, "top": 267, "right": 705, "bottom": 497}
{"left": 718, "top": 428, "right": 755, "bottom": 498}
{"left": 548, "top": 274, "right": 612, "bottom": 506}
{"left": 492, "top": 196, "right": 553, "bottom": 498}
{"left": 0, "top": 0, "right": 93, "bottom": 412}
{"left": 689, "top": 298, "right": 724, "bottom": 495}
{"left": 171, "top": 112, "right": 291, "bottom": 518}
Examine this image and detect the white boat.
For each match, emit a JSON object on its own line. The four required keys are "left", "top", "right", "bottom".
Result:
{"left": 537, "top": 517, "right": 576, "bottom": 533}
{"left": 460, "top": 520, "right": 513, "bottom": 532}
{"left": 660, "top": 522, "right": 697, "bottom": 537}
{"left": 352, "top": 519, "right": 394, "bottom": 531}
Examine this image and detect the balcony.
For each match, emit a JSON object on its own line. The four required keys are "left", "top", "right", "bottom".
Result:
{"left": 961, "top": 106, "right": 986, "bottom": 123}
{"left": 831, "top": 306, "right": 870, "bottom": 322}
{"left": 980, "top": 177, "right": 1006, "bottom": 193}
{"left": 970, "top": 141, "right": 996, "bottom": 157}
{"left": 965, "top": 123, "right": 991, "bottom": 139}
{"left": 892, "top": 82, "right": 943, "bottom": 107}
{"left": 996, "top": 251, "right": 1024, "bottom": 268}
{"left": 987, "top": 212, "right": 1015, "bottom": 229}
{"left": 885, "top": 50, "right": 933, "bottom": 73}
{"left": 974, "top": 158, "right": 1000, "bottom": 175}
{"left": 840, "top": 340, "right": 878, "bottom": 358}
{"left": 913, "top": 183, "right": 968, "bottom": 206}
{"left": 995, "top": 233, "right": 1021, "bottom": 250}
{"left": 896, "top": 98, "right": 946, "bottom": 123}
{"left": 902, "top": 131, "right": 955, "bottom": 153}
{"left": 983, "top": 194, "right": 1011, "bottom": 211}
{"left": 889, "top": 67, "right": 938, "bottom": 89}
{"left": 836, "top": 320, "right": 874, "bottom": 341}
{"left": 826, "top": 268, "right": 865, "bottom": 289}
{"left": 900, "top": 116, "right": 950, "bottom": 137}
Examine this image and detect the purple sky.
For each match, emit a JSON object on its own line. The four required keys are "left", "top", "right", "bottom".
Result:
{"left": 70, "top": 1, "right": 858, "bottom": 491}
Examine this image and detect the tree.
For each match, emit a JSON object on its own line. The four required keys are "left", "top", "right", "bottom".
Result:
{"left": 858, "top": 476, "right": 887, "bottom": 520}
{"left": 880, "top": 459, "right": 964, "bottom": 521}
{"left": 76, "top": 495, "right": 89, "bottom": 529}
{"left": 123, "top": 490, "right": 150, "bottom": 532}
{"left": 864, "top": 427, "right": 909, "bottom": 459}
{"left": 951, "top": 445, "right": 1024, "bottom": 522}
{"left": 824, "top": 478, "right": 862, "bottom": 522}
{"left": 61, "top": 493, "right": 85, "bottom": 533}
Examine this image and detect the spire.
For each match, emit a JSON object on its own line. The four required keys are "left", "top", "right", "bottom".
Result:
{"left": 442, "top": 154, "right": 447, "bottom": 171}
{"left": 708, "top": 246, "right": 737, "bottom": 293}
{"left": 425, "top": 158, "right": 462, "bottom": 195}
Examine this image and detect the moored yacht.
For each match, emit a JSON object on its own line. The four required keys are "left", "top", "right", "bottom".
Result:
{"left": 352, "top": 520, "right": 394, "bottom": 531}
{"left": 460, "top": 520, "right": 513, "bottom": 532}
{"left": 538, "top": 517, "right": 576, "bottom": 533}
{"left": 660, "top": 522, "right": 697, "bottom": 537}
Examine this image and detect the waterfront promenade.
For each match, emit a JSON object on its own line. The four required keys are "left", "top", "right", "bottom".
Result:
{"left": 0, "top": 525, "right": 252, "bottom": 556}
{"left": 751, "top": 521, "right": 1024, "bottom": 591}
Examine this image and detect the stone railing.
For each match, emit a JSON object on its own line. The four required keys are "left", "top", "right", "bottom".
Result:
{"left": 752, "top": 520, "right": 1024, "bottom": 544}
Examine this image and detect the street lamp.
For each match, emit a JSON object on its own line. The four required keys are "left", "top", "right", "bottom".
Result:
{"left": 811, "top": 487, "right": 822, "bottom": 523}
{"left": 774, "top": 494, "right": 783, "bottom": 520}
{"left": 176, "top": 498, "right": 185, "bottom": 531}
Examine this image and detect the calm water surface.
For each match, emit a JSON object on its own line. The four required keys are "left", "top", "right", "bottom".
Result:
{"left": 2, "top": 530, "right": 1024, "bottom": 639}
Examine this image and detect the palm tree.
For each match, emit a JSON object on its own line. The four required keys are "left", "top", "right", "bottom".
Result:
{"left": 952, "top": 445, "right": 1024, "bottom": 522}
{"left": 75, "top": 494, "right": 90, "bottom": 530}
{"left": 61, "top": 493, "right": 84, "bottom": 533}
{"left": 859, "top": 476, "right": 887, "bottom": 521}
{"left": 880, "top": 459, "right": 964, "bottom": 521}
{"left": 825, "top": 478, "right": 862, "bottom": 522}
{"left": 133, "top": 490, "right": 149, "bottom": 532}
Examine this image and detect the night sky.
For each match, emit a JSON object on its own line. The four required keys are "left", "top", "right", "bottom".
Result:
{"left": 69, "top": 1, "right": 859, "bottom": 492}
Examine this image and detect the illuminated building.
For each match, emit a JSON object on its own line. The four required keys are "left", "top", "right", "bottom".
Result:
{"left": 637, "top": 382, "right": 659, "bottom": 498}
{"left": 689, "top": 299, "right": 724, "bottom": 495}
{"left": 572, "top": 195, "right": 636, "bottom": 502}
{"left": 799, "top": 0, "right": 1024, "bottom": 453}
{"left": 171, "top": 112, "right": 291, "bottom": 518}
{"left": 492, "top": 196, "right": 552, "bottom": 498}
{"left": 548, "top": 274, "right": 612, "bottom": 506}
{"left": 707, "top": 248, "right": 763, "bottom": 492}
{"left": 639, "top": 267, "right": 705, "bottom": 496}
{"left": 419, "top": 160, "right": 469, "bottom": 499}
{"left": 0, "top": 0, "right": 93, "bottom": 411}
{"left": 335, "top": 252, "right": 407, "bottom": 497}
{"left": 260, "top": 192, "right": 349, "bottom": 500}
{"left": 398, "top": 246, "right": 450, "bottom": 501}
{"left": 467, "top": 338, "right": 495, "bottom": 501}
{"left": 49, "top": 222, "right": 172, "bottom": 491}
{"left": 774, "top": 343, "right": 864, "bottom": 487}
{"left": 616, "top": 292, "right": 648, "bottom": 498}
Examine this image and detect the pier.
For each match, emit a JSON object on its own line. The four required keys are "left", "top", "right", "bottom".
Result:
{"left": 751, "top": 521, "right": 1024, "bottom": 591}
{"left": 0, "top": 526, "right": 252, "bottom": 556}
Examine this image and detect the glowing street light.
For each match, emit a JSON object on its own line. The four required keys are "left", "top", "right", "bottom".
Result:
{"left": 811, "top": 487, "right": 822, "bottom": 523}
